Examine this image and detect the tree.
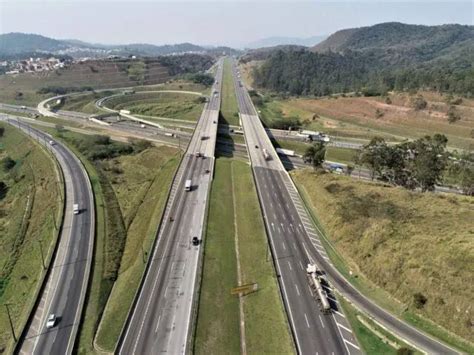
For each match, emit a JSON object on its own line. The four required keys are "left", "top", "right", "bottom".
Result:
{"left": 447, "top": 105, "right": 461, "bottom": 123}
{"left": 0, "top": 126, "right": 4, "bottom": 137}
{"left": 407, "top": 134, "right": 448, "bottom": 191}
{"left": 2, "top": 156, "right": 15, "bottom": 172}
{"left": 358, "top": 137, "right": 389, "bottom": 179}
{"left": 303, "top": 142, "right": 326, "bottom": 170}
{"left": 411, "top": 95, "right": 427, "bottom": 110}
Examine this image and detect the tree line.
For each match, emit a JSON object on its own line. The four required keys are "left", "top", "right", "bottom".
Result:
{"left": 252, "top": 49, "right": 474, "bottom": 97}
{"left": 303, "top": 134, "right": 474, "bottom": 195}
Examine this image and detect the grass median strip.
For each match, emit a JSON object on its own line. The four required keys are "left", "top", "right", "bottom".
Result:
{"left": 195, "top": 158, "right": 294, "bottom": 354}
{"left": 220, "top": 58, "right": 240, "bottom": 126}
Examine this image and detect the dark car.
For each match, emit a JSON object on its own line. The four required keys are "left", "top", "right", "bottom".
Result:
{"left": 192, "top": 237, "right": 200, "bottom": 246}
{"left": 255, "top": 145, "right": 259, "bottom": 149}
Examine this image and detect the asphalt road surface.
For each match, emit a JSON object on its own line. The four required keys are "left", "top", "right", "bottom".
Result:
{"left": 232, "top": 62, "right": 359, "bottom": 355}
{"left": 117, "top": 61, "right": 223, "bottom": 355}
{"left": 231, "top": 58, "right": 458, "bottom": 354}
{"left": 0, "top": 117, "right": 95, "bottom": 355}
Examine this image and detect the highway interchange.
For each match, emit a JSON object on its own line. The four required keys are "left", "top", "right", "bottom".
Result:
{"left": 0, "top": 56, "right": 461, "bottom": 355}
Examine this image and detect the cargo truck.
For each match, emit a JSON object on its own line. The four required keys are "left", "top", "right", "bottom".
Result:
{"left": 306, "top": 264, "right": 331, "bottom": 314}
{"left": 73, "top": 204, "right": 80, "bottom": 215}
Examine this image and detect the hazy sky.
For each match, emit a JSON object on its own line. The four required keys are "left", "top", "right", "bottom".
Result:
{"left": 0, "top": 1, "right": 472, "bottom": 47}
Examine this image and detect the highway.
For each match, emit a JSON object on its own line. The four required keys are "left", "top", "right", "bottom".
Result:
{"left": 231, "top": 58, "right": 458, "bottom": 354}
{"left": 0, "top": 117, "right": 95, "bottom": 355}
{"left": 232, "top": 60, "right": 359, "bottom": 355}
{"left": 116, "top": 60, "right": 223, "bottom": 354}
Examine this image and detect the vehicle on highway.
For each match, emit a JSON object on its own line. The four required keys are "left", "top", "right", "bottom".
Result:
{"left": 307, "top": 264, "right": 331, "bottom": 314}
{"left": 196, "top": 152, "right": 202, "bottom": 158}
{"left": 49, "top": 140, "right": 56, "bottom": 146}
{"left": 46, "top": 314, "right": 57, "bottom": 329}
{"left": 255, "top": 144, "right": 259, "bottom": 149}
{"left": 165, "top": 132, "right": 175, "bottom": 137}
{"left": 21, "top": 105, "right": 26, "bottom": 109}
{"left": 204, "top": 169, "right": 210, "bottom": 174}
{"left": 185, "top": 179, "right": 192, "bottom": 191}
{"left": 140, "top": 124, "right": 146, "bottom": 128}
{"left": 263, "top": 148, "right": 271, "bottom": 160}
{"left": 73, "top": 203, "right": 80, "bottom": 215}
{"left": 192, "top": 236, "right": 200, "bottom": 246}
{"left": 201, "top": 135, "right": 208, "bottom": 140}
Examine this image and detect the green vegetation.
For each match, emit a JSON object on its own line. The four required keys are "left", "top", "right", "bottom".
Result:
{"left": 292, "top": 169, "right": 474, "bottom": 351}
{"left": 220, "top": 58, "right": 239, "bottom": 125}
{"left": 195, "top": 159, "right": 239, "bottom": 354}
{"left": 94, "top": 145, "right": 179, "bottom": 352}
{"left": 303, "top": 142, "right": 326, "bottom": 169}
{"left": 253, "top": 23, "right": 474, "bottom": 96}
{"left": 106, "top": 92, "right": 204, "bottom": 121}
{"left": 195, "top": 158, "right": 293, "bottom": 354}
{"left": 0, "top": 123, "right": 61, "bottom": 354}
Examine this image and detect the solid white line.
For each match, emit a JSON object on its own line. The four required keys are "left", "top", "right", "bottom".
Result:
{"left": 155, "top": 315, "right": 162, "bottom": 333}
{"left": 333, "top": 313, "right": 351, "bottom": 355}
{"left": 345, "top": 338, "right": 360, "bottom": 350}
{"left": 337, "top": 321, "right": 353, "bottom": 334}
{"left": 333, "top": 310, "right": 346, "bottom": 318}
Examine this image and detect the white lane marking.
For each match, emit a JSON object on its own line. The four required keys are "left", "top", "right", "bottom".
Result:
{"left": 333, "top": 310, "right": 346, "bottom": 318}
{"left": 293, "top": 242, "right": 297, "bottom": 250}
{"left": 282, "top": 242, "right": 287, "bottom": 250}
{"left": 295, "top": 284, "right": 300, "bottom": 296}
{"left": 299, "top": 261, "right": 304, "bottom": 270}
{"left": 271, "top": 222, "right": 275, "bottom": 231}
{"left": 155, "top": 315, "right": 162, "bottom": 333}
{"left": 333, "top": 313, "right": 351, "bottom": 355}
{"left": 280, "top": 223, "right": 285, "bottom": 232}
{"left": 287, "top": 261, "right": 292, "bottom": 270}
{"left": 319, "top": 315, "right": 326, "bottom": 328}
{"left": 304, "top": 313, "right": 311, "bottom": 328}
{"left": 344, "top": 338, "right": 360, "bottom": 350}
{"left": 337, "top": 321, "right": 353, "bottom": 333}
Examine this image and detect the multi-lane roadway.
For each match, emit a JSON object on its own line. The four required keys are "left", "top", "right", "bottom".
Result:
{"left": 0, "top": 117, "right": 95, "bottom": 355}
{"left": 116, "top": 61, "right": 223, "bottom": 354}
{"left": 231, "top": 58, "right": 458, "bottom": 354}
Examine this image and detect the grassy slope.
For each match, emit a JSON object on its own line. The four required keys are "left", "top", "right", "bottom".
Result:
{"left": 220, "top": 58, "right": 240, "bottom": 126}
{"left": 292, "top": 169, "right": 474, "bottom": 351}
{"left": 0, "top": 123, "right": 61, "bottom": 353}
{"left": 108, "top": 92, "right": 204, "bottom": 121}
{"left": 94, "top": 147, "right": 180, "bottom": 352}
{"left": 261, "top": 92, "right": 474, "bottom": 150}
{"left": 194, "top": 158, "right": 293, "bottom": 354}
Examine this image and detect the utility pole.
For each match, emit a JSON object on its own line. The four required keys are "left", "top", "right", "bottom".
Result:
{"left": 4, "top": 303, "right": 17, "bottom": 342}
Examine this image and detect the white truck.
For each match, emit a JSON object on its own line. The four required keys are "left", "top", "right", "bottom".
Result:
{"left": 276, "top": 148, "right": 295, "bottom": 157}
{"left": 119, "top": 109, "right": 131, "bottom": 115}
{"left": 307, "top": 264, "right": 331, "bottom": 314}
{"left": 262, "top": 148, "right": 271, "bottom": 161}
{"left": 73, "top": 204, "right": 80, "bottom": 215}
{"left": 185, "top": 179, "right": 192, "bottom": 192}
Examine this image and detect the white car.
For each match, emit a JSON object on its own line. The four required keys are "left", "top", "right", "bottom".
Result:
{"left": 49, "top": 140, "right": 56, "bottom": 146}
{"left": 46, "top": 314, "right": 57, "bottom": 329}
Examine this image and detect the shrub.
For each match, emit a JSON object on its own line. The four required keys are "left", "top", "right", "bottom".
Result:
{"left": 0, "top": 181, "right": 7, "bottom": 200}
{"left": 411, "top": 95, "right": 427, "bottom": 110}
{"left": 413, "top": 292, "right": 427, "bottom": 309}
{"left": 2, "top": 157, "right": 15, "bottom": 172}
{"left": 375, "top": 108, "right": 384, "bottom": 119}
{"left": 447, "top": 105, "right": 461, "bottom": 123}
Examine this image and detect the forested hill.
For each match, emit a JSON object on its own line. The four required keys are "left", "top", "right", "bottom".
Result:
{"left": 252, "top": 22, "right": 474, "bottom": 97}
